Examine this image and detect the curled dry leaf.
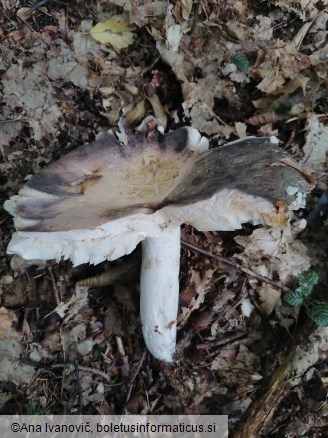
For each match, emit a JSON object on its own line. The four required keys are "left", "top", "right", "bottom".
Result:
{"left": 125, "top": 100, "right": 146, "bottom": 126}
{"left": 147, "top": 93, "right": 168, "bottom": 130}
{"left": 278, "top": 157, "right": 317, "bottom": 185}
{"left": 247, "top": 112, "right": 279, "bottom": 126}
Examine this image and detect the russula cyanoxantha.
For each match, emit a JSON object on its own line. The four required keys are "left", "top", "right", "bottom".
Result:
{"left": 5, "top": 118, "right": 313, "bottom": 362}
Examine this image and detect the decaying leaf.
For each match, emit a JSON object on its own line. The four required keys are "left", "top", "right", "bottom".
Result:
{"left": 173, "top": 0, "right": 192, "bottom": 21}
{"left": 178, "top": 269, "right": 214, "bottom": 328}
{"left": 90, "top": 15, "right": 136, "bottom": 50}
{"left": 258, "top": 286, "right": 281, "bottom": 316}
{"left": 278, "top": 157, "right": 317, "bottom": 185}
{"left": 0, "top": 307, "right": 36, "bottom": 385}
{"left": 303, "top": 114, "right": 328, "bottom": 171}
{"left": 211, "top": 344, "right": 261, "bottom": 395}
{"left": 235, "top": 122, "right": 247, "bottom": 138}
{"left": 257, "top": 70, "right": 285, "bottom": 95}
{"left": 105, "top": 0, "right": 167, "bottom": 27}
{"left": 0, "top": 307, "right": 18, "bottom": 341}
{"left": 147, "top": 92, "right": 168, "bottom": 129}
{"left": 125, "top": 100, "right": 146, "bottom": 126}
{"left": 235, "top": 228, "right": 312, "bottom": 284}
{"left": 2, "top": 62, "right": 63, "bottom": 141}
{"left": 247, "top": 112, "right": 279, "bottom": 126}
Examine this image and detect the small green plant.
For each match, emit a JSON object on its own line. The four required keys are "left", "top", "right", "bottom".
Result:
{"left": 26, "top": 399, "right": 54, "bottom": 415}
{"left": 286, "top": 271, "right": 328, "bottom": 327}
{"left": 286, "top": 271, "right": 319, "bottom": 306}
{"left": 230, "top": 53, "right": 250, "bottom": 72}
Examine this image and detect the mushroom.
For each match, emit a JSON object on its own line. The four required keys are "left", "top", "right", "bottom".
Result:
{"left": 5, "top": 118, "right": 312, "bottom": 362}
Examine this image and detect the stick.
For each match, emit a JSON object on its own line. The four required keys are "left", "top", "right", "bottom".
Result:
{"left": 74, "top": 361, "right": 83, "bottom": 414}
{"left": 125, "top": 350, "right": 147, "bottom": 403}
{"left": 181, "top": 240, "right": 289, "bottom": 292}
{"left": 51, "top": 363, "right": 112, "bottom": 382}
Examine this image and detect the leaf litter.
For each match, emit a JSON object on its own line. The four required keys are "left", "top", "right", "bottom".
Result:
{"left": 0, "top": 0, "right": 328, "bottom": 434}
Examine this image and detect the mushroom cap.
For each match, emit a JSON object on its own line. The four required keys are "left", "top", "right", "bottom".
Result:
{"left": 5, "top": 121, "right": 312, "bottom": 266}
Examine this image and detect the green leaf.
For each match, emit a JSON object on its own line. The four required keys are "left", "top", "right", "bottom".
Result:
{"left": 306, "top": 271, "right": 319, "bottom": 290}
{"left": 286, "top": 290, "right": 305, "bottom": 306}
{"left": 297, "top": 273, "right": 306, "bottom": 287}
{"left": 286, "top": 270, "right": 319, "bottom": 307}
{"left": 230, "top": 53, "right": 249, "bottom": 72}
{"left": 307, "top": 300, "right": 328, "bottom": 327}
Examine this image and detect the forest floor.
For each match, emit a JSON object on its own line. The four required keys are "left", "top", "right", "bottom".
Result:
{"left": 0, "top": 1, "right": 328, "bottom": 436}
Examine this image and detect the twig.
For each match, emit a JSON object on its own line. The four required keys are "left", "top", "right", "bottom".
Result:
{"left": 181, "top": 240, "right": 289, "bottom": 292}
{"left": 29, "top": 0, "right": 69, "bottom": 12}
{"left": 141, "top": 56, "right": 161, "bottom": 75}
{"left": 125, "top": 349, "right": 147, "bottom": 403}
{"left": 116, "top": 336, "right": 126, "bottom": 357}
{"left": 197, "top": 330, "right": 247, "bottom": 350}
{"left": 0, "top": 214, "right": 10, "bottom": 225}
{"left": 74, "top": 361, "right": 83, "bottom": 414}
{"left": 22, "top": 308, "right": 30, "bottom": 338}
{"left": 48, "top": 266, "right": 61, "bottom": 304}
{"left": 0, "top": 119, "right": 27, "bottom": 123}
{"left": 29, "top": 0, "right": 49, "bottom": 12}
{"left": 51, "top": 363, "right": 112, "bottom": 382}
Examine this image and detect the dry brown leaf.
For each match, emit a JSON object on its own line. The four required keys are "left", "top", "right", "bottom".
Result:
{"left": 147, "top": 93, "right": 168, "bottom": 129}
{"left": 178, "top": 269, "right": 214, "bottom": 328}
{"left": 0, "top": 307, "right": 18, "bottom": 340}
{"left": 283, "top": 76, "right": 310, "bottom": 96}
{"left": 235, "top": 122, "right": 247, "bottom": 138}
{"left": 274, "top": 1, "right": 319, "bottom": 20}
{"left": 278, "top": 157, "right": 317, "bottom": 184}
{"left": 16, "top": 7, "right": 30, "bottom": 21}
{"left": 106, "top": 0, "right": 167, "bottom": 27}
{"left": 257, "top": 70, "right": 285, "bottom": 95}
{"left": 0, "top": 307, "right": 36, "bottom": 384}
{"left": 276, "top": 200, "right": 287, "bottom": 214}
{"left": 3, "top": 62, "right": 63, "bottom": 141}
{"left": 41, "top": 331, "right": 62, "bottom": 352}
{"left": 235, "top": 228, "right": 311, "bottom": 283}
{"left": 173, "top": 0, "right": 192, "bottom": 21}
{"left": 258, "top": 285, "right": 281, "bottom": 316}
{"left": 225, "top": 21, "right": 247, "bottom": 41}
{"left": 247, "top": 112, "right": 279, "bottom": 126}
{"left": 211, "top": 345, "right": 261, "bottom": 395}
{"left": 125, "top": 100, "right": 146, "bottom": 126}
{"left": 303, "top": 114, "right": 328, "bottom": 171}
{"left": 254, "top": 15, "right": 273, "bottom": 41}
{"left": 59, "top": 287, "right": 94, "bottom": 360}
{"left": 0, "top": 131, "right": 11, "bottom": 149}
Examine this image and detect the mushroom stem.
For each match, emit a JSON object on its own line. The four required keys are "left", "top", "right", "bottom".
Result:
{"left": 140, "top": 227, "right": 181, "bottom": 362}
